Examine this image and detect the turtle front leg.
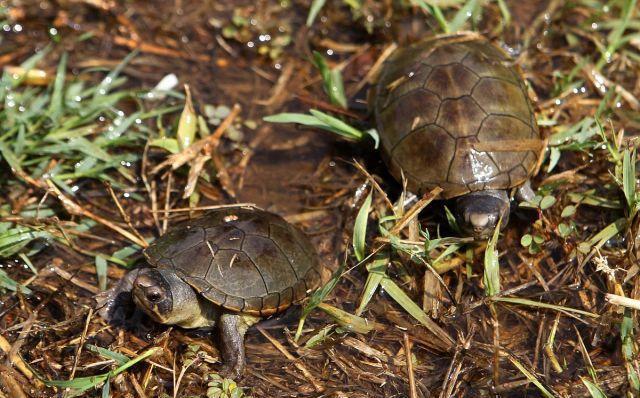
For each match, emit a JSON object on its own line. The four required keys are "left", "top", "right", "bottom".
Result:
{"left": 218, "top": 313, "right": 259, "bottom": 379}
{"left": 515, "top": 181, "right": 536, "bottom": 203}
{"left": 95, "top": 269, "right": 140, "bottom": 323}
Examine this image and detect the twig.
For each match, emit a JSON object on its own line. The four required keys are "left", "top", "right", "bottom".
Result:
{"left": 69, "top": 308, "right": 93, "bottom": 379}
{"left": 257, "top": 326, "right": 325, "bottom": 393}
{"left": 46, "top": 180, "right": 148, "bottom": 248}
{"left": 0, "top": 335, "right": 41, "bottom": 387}
{"left": 105, "top": 182, "right": 147, "bottom": 245}
{"left": 403, "top": 333, "right": 417, "bottom": 398}
{"left": 50, "top": 262, "right": 100, "bottom": 295}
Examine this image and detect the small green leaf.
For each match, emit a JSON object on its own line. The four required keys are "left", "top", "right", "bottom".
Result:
{"left": 149, "top": 137, "right": 180, "bottom": 154}
{"left": 540, "top": 195, "right": 557, "bottom": 210}
{"left": 561, "top": 205, "right": 576, "bottom": 218}
{"left": 353, "top": 191, "right": 372, "bottom": 262}
{"left": 520, "top": 234, "right": 532, "bottom": 247}
{"left": 557, "top": 223, "right": 572, "bottom": 238}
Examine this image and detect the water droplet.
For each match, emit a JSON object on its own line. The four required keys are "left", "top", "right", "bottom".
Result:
{"left": 98, "top": 89, "right": 106, "bottom": 95}
{"left": 7, "top": 100, "right": 15, "bottom": 107}
{"left": 71, "top": 185, "right": 79, "bottom": 192}
{"left": 326, "top": 49, "right": 334, "bottom": 56}
{"left": 555, "top": 99, "right": 562, "bottom": 105}
{"left": 13, "top": 24, "right": 22, "bottom": 32}
{"left": 616, "top": 102, "right": 622, "bottom": 108}
{"left": 135, "top": 118, "right": 142, "bottom": 124}
{"left": 274, "top": 63, "right": 282, "bottom": 70}
{"left": 49, "top": 27, "right": 57, "bottom": 35}
{"left": 74, "top": 95, "right": 81, "bottom": 102}
{"left": 247, "top": 41, "right": 255, "bottom": 48}
{"left": 18, "top": 106, "right": 25, "bottom": 112}
{"left": 591, "top": 22, "right": 598, "bottom": 30}
{"left": 2, "top": 25, "right": 10, "bottom": 32}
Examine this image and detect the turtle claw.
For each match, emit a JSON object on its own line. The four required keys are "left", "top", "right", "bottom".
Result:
{"left": 219, "top": 361, "right": 244, "bottom": 380}
{"left": 94, "top": 269, "right": 140, "bottom": 324}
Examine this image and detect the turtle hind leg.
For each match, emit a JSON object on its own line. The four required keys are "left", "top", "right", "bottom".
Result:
{"left": 95, "top": 269, "right": 140, "bottom": 324}
{"left": 217, "top": 313, "right": 260, "bottom": 379}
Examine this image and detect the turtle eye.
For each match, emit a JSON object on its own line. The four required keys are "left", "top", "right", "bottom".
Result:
{"left": 146, "top": 289, "right": 163, "bottom": 302}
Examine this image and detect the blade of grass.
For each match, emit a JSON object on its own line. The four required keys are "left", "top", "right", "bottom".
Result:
{"left": 306, "top": 0, "right": 327, "bottom": 26}
{"left": 483, "top": 218, "right": 502, "bottom": 296}
{"left": 47, "top": 52, "right": 67, "bottom": 123}
{"left": 42, "top": 347, "right": 160, "bottom": 394}
{"left": 492, "top": 297, "right": 598, "bottom": 318}
{"left": 317, "top": 303, "right": 374, "bottom": 334}
{"left": 379, "top": 276, "right": 454, "bottom": 347}
{"left": 295, "top": 263, "right": 344, "bottom": 342}
{"left": 353, "top": 191, "right": 372, "bottom": 262}
{"left": 355, "top": 255, "right": 388, "bottom": 316}
{"left": 86, "top": 345, "right": 130, "bottom": 366}
{"left": 312, "top": 51, "right": 347, "bottom": 109}
{"left": 449, "top": 0, "right": 479, "bottom": 32}
{"left": 580, "top": 377, "right": 608, "bottom": 398}
{"left": 507, "top": 355, "right": 556, "bottom": 398}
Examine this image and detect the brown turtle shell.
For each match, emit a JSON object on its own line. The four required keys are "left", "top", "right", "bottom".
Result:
{"left": 372, "top": 34, "right": 542, "bottom": 199}
{"left": 143, "top": 207, "right": 321, "bottom": 316}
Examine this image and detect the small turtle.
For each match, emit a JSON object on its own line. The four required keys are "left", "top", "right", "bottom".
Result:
{"left": 371, "top": 34, "right": 544, "bottom": 239}
{"left": 97, "top": 206, "right": 321, "bottom": 378}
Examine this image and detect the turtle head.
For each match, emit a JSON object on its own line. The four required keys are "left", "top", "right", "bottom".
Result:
{"left": 131, "top": 268, "right": 203, "bottom": 326}
{"left": 454, "top": 191, "right": 509, "bottom": 240}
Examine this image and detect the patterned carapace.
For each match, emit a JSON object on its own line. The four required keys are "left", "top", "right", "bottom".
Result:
{"left": 372, "top": 34, "right": 542, "bottom": 199}
{"left": 144, "top": 207, "right": 321, "bottom": 316}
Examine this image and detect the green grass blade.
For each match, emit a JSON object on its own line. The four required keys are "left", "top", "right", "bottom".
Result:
{"left": 411, "top": 0, "right": 450, "bottom": 33}
{"left": 306, "top": 0, "right": 327, "bottom": 26}
{"left": 508, "top": 356, "right": 556, "bottom": 398}
{"left": 48, "top": 52, "right": 67, "bottom": 124}
{"left": 86, "top": 344, "right": 130, "bottom": 366}
{"left": 449, "top": 0, "right": 478, "bottom": 32}
{"left": 493, "top": 297, "right": 598, "bottom": 318}
{"left": 355, "top": 255, "right": 388, "bottom": 316}
{"left": 95, "top": 255, "right": 108, "bottom": 292}
{"left": 580, "top": 377, "right": 608, "bottom": 398}
{"left": 317, "top": 303, "right": 374, "bottom": 334}
{"left": 379, "top": 276, "right": 453, "bottom": 346}
{"left": 353, "top": 191, "right": 372, "bottom": 262}
{"left": 622, "top": 149, "right": 636, "bottom": 212}
{"left": 295, "top": 263, "right": 343, "bottom": 341}
{"left": 483, "top": 218, "right": 501, "bottom": 296}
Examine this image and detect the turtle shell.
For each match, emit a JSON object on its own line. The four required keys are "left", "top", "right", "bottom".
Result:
{"left": 143, "top": 206, "right": 321, "bottom": 316}
{"left": 372, "top": 34, "right": 542, "bottom": 199}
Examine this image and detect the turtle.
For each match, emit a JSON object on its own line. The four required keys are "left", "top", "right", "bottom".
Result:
{"left": 371, "top": 33, "right": 544, "bottom": 239}
{"left": 97, "top": 206, "right": 322, "bottom": 378}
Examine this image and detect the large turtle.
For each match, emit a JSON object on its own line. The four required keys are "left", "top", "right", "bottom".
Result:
{"left": 97, "top": 206, "right": 321, "bottom": 378}
{"left": 371, "top": 34, "right": 544, "bottom": 239}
